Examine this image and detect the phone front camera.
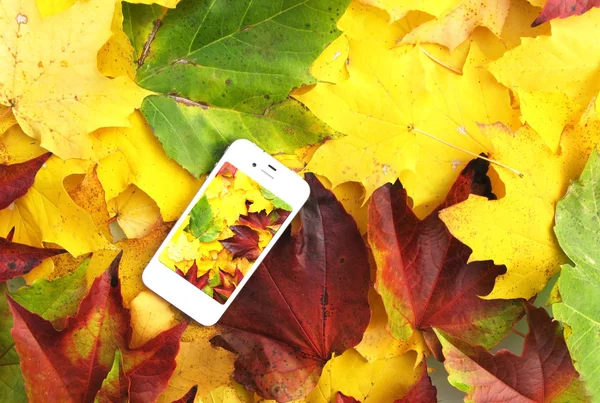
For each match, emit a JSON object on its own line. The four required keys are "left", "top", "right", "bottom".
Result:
{"left": 252, "top": 163, "right": 257, "bottom": 167}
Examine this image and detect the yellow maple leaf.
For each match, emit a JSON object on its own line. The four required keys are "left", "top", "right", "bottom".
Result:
{"left": 108, "top": 185, "right": 161, "bottom": 239}
{"left": 0, "top": 124, "right": 46, "bottom": 164}
{"left": 158, "top": 324, "right": 236, "bottom": 403}
{"left": 68, "top": 167, "right": 113, "bottom": 242}
{"left": 359, "top": 0, "right": 459, "bottom": 22}
{"left": 97, "top": 1, "right": 136, "bottom": 79}
{"left": 94, "top": 112, "right": 200, "bottom": 223}
{"left": 489, "top": 9, "right": 600, "bottom": 151}
{"left": 259, "top": 349, "right": 423, "bottom": 403}
{"left": 0, "top": 0, "right": 151, "bottom": 160}
{"left": 400, "top": 0, "right": 510, "bottom": 51}
{"left": 232, "top": 171, "right": 273, "bottom": 215}
{"left": 130, "top": 291, "right": 176, "bottom": 348}
{"left": 295, "top": 39, "right": 513, "bottom": 217}
{"left": 0, "top": 153, "right": 114, "bottom": 255}
{"left": 440, "top": 106, "right": 600, "bottom": 299}
{"left": 87, "top": 220, "right": 172, "bottom": 306}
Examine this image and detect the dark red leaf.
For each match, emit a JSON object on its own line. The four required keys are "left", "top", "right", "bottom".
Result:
{"left": 220, "top": 225, "right": 261, "bottom": 260}
{"left": 8, "top": 252, "right": 130, "bottom": 402}
{"left": 172, "top": 385, "right": 198, "bottom": 403}
{"left": 176, "top": 261, "right": 209, "bottom": 290}
{"left": 336, "top": 392, "right": 361, "bottom": 403}
{"left": 0, "top": 230, "right": 66, "bottom": 281}
{"left": 440, "top": 303, "right": 585, "bottom": 402}
{"left": 394, "top": 367, "right": 437, "bottom": 403}
{"left": 210, "top": 174, "right": 371, "bottom": 402}
{"left": 123, "top": 322, "right": 187, "bottom": 402}
{"left": 368, "top": 160, "right": 523, "bottom": 359}
{"left": 8, "top": 252, "right": 186, "bottom": 402}
{"left": 532, "top": 0, "right": 600, "bottom": 26}
{"left": 0, "top": 152, "right": 52, "bottom": 210}
{"left": 239, "top": 210, "right": 271, "bottom": 230}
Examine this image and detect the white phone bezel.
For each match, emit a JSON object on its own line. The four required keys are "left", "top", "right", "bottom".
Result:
{"left": 142, "top": 139, "right": 310, "bottom": 326}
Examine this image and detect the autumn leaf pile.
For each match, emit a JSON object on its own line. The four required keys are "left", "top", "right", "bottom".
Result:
{"left": 1, "top": 0, "right": 600, "bottom": 401}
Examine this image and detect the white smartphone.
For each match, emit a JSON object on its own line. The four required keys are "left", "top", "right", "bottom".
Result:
{"left": 142, "top": 139, "right": 310, "bottom": 326}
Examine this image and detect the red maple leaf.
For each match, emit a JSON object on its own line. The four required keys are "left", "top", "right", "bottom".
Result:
{"left": 439, "top": 302, "right": 585, "bottom": 402}
{"left": 8, "top": 252, "right": 186, "bottom": 402}
{"left": 211, "top": 174, "right": 371, "bottom": 402}
{"left": 239, "top": 210, "right": 271, "bottom": 230}
{"left": 368, "top": 160, "right": 524, "bottom": 358}
{"left": 0, "top": 227, "right": 66, "bottom": 281}
{"left": 175, "top": 261, "right": 210, "bottom": 290}
{"left": 394, "top": 367, "right": 437, "bottom": 403}
{"left": 0, "top": 152, "right": 51, "bottom": 210}
{"left": 532, "top": 0, "right": 600, "bottom": 26}
{"left": 220, "top": 225, "right": 261, "bottom": 260}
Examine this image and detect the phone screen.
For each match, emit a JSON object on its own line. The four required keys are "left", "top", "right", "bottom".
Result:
{"left": 158, "top": 162, "right": 293, "bottom": 304}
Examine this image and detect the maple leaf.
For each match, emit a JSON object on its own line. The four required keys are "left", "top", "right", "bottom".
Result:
{"left": 239, "top": 209, "right": 291, "bottom": 231}
{"left": 93, "top": 111, "right": 200, "bottom": 223}
{"left": 129, "top": 291, "right": 175, "bottom": 349}
{"left": 489, "top": 9, "right": 600, "bottom": 151}
{"left": 439, "top": 123, "right": 577, "bottom": 299}
{"left": 122, "top": 321, "right": 187, "bottom": 402}
{"left": 295, "top": 31, "right": 515, "bottom": 217}
{"left": 108, "top": 184, "right": 161, "bottom": 239}
{"left": 210, "top": 174, "right": 371, "bottom": 402}
{"left": 0, "top": 154, "right": 114, "bottom": 257}
{"left": 238, "top": 211, "right": 271, "bottom": 230}
{"left": 438, "top": 303, "right": 587, "bottom": 402}
{"left": 0, "top": 152, "right": 50, "bottom": 210}
{"left": 532, "top": 0, "right": 600, "bottom": 26}
{"left": 369, "top": 160, "right": 524, "bottom": 355}
{"left": 8, "top": 252, "right": 187, "bottom": 402}
{"left": 86, "top": 220, "right": 173, "bottom": 307}
{"left": 290, "top": 348, "right": 426, "bottom": 403}
{"left": 393, "top": 367, "right": 437, "bottom": 403}
{"left": 219, "top": 226, "right": 261, "bottom": 261}
{"left": 0, "top": 228, "right": 65, "bottom": 281}
{"left": 0, "top": 0, "right": 150, "bottom": 160}
{"left": 175, "top": 261, "right": 210, "bottom": 290}
{"left": 121, "top": 0, "right": 345, "bottom": 177}
{"left": 158, "top": 324, "right": 235, "bottom": 402}
{"left": 400, "top": 0, "right": 511, "bottom": 51}
{"left": 8, "top": 253, "right": 130, "bottom": 402}
{"left": 554, "top": 150, "right": 600, "bottom": 400}
{"left": 10, "top": 258, "right": 89, "bottom": 322}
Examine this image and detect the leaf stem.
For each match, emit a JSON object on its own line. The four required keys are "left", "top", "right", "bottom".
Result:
{"left": 419, "top": 46, "right": 463, "bottom": 75}
{"left": 0, "top": 106, "right": 13, "bottom": 120}
{"left": 411, "top": 127, "right": 524, "bottom": 178}
{"left": 512, "top": 328, "right": 527, "bottom": 338}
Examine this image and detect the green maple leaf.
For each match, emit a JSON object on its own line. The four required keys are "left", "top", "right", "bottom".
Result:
{"left": 123, "top": 0, "right": 347, "bottom": 176}
{"left": 554, "top": 149, "right": 600, "bottom": 400}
